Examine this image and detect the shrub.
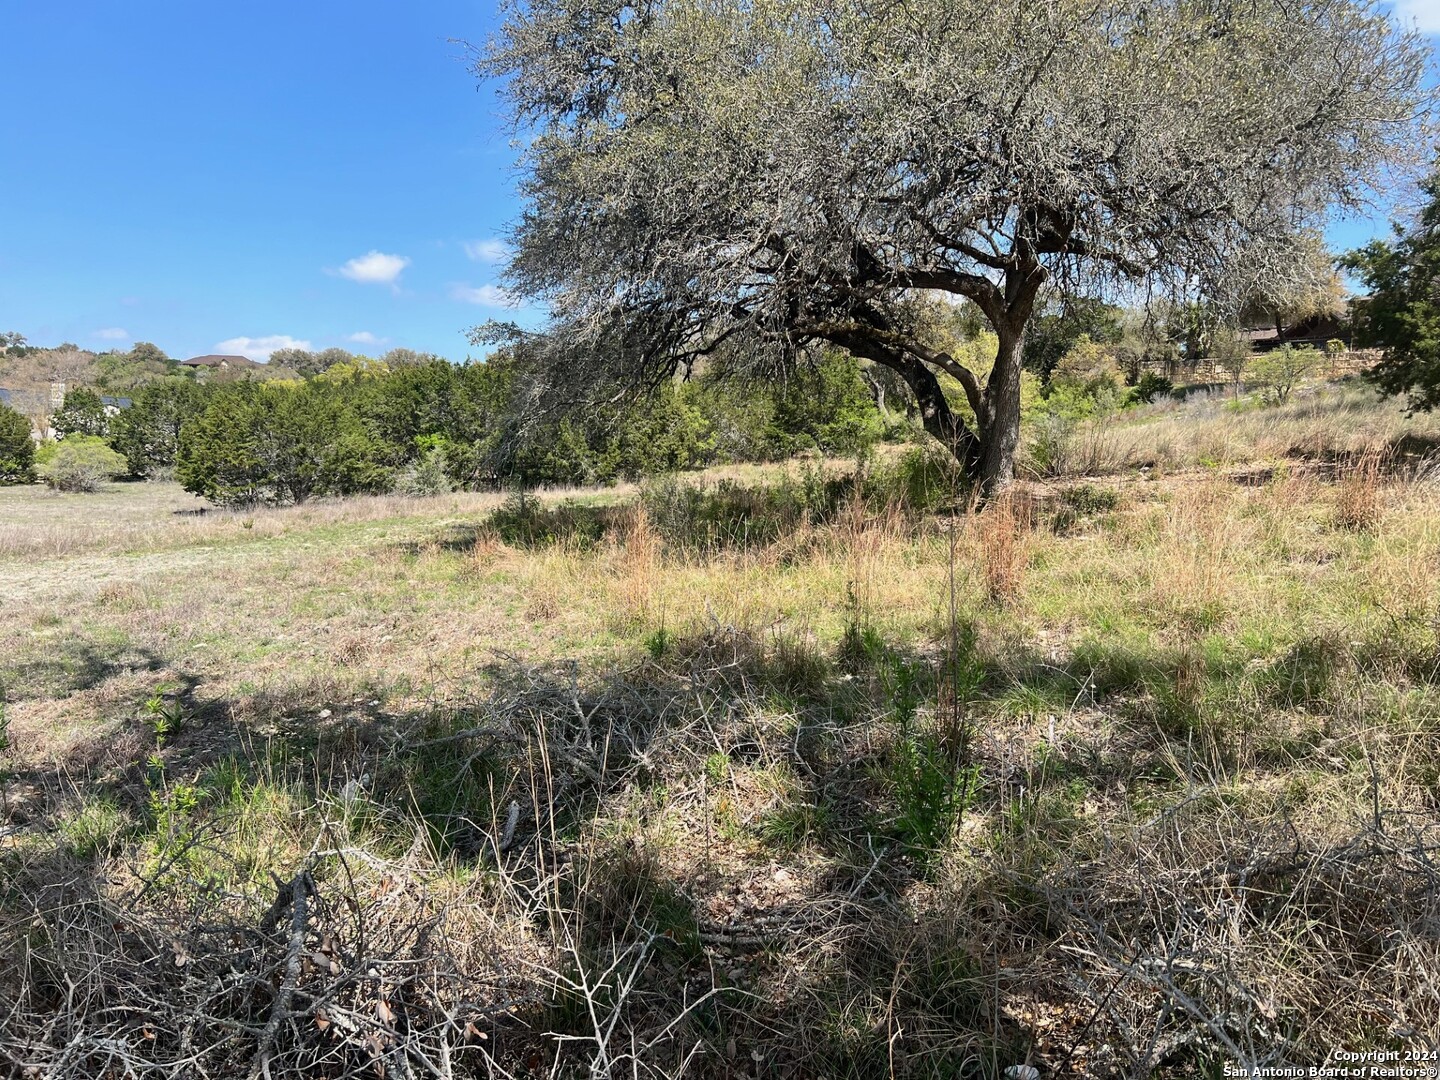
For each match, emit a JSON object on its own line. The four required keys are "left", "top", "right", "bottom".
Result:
{"left": 1126, "top": 371, "right": 1174, "bottom": 405}
{"left": 392, "top": 445, "right": 456, "bottom": 496}
{"left": 868, "top": 443, "right": 964, "bottom": 512}
{"left": 0, "top": 403, "right": 34, "bottom": 484}
{"left": 692, "top": 381, "right": 778, "bottom": 462}
{"left": 766, "top": 350, "right": 885, "bottom": 457}
{"left": 1027, "top": 411, "right": 1079, "bottom": 478}
{"left": 1062, "top": 483, "right": 1122, "bottom": 514}
{"left": 611, "top": 383, "right": 717, "bottom": 479}
{"left": 487, "top": 492, "right": 612, "bottom": 548}
{"left": 1024, "top": 408, "right": 1132, "bottom": 478}
{"left": 639, "top": 468, "right": 851, "bottom": 551}
{"left": 1212, "top": 329, "right": 1252, "bottom": 391}
{"left": 1250, "top": 344, "right": 1320, "bottom": 405}
{"left": 36, "top": 435, "right": 127, "bottom": 492}
{"left": 1051, "top": 334, "right": 1124, "bottom": 396}
{"left": 507, "top": 416, "right": 615, "bottom": 488}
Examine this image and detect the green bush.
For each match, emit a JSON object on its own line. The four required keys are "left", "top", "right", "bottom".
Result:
{"left": 766, "top": 350, "right": 885, "bottom": 457}
{"left": 612, "top": 383, "right": 717, "bottom": 479}
{"left": 1050, "top": 334, "right": 1124, "bottom": 396}
{"left": 36, "top": 435, "right": 127, "bottom": 492}
{"left": 392, "top": 445, "right": 456, "bottom": 496}
{"left": 1126, "top": 371, "right": 1174, "bottom": 405}
{"left": 0, "top": 403, "right": 35, "bottom": 484}
{"left": 1250, "top": 344, "right": 1320, "bottom": 405}
{"left": 639, "top": 468, "right": 852, "bottom": 551}
{"left": 486, "top": 492, "right": 613, "bottom": 548}
{"left": 1061, "top": 483, "right": 1122, "bottom": 515}
{"left": 1026, "top": 411, "right": 1080, "bottom": 478}
{"left": 691, "top": 381, "right": 778, "bottom": 462}
{"left": 507, "top": 416, "right": 613, "bottom": 488}
{"left": 866, "top": 444, "right": 964, "bottom": 512}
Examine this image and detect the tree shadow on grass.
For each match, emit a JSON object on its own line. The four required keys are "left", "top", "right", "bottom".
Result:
{"left": 3, "top": 620, "right": 1434, "bottom": 1077}
{"left": 6, "top": 634, "right": 168, "bottom": 702}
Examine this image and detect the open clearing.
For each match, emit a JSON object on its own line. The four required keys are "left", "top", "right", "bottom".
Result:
{"left": 3, "top": 383, "right": 1440, "bottom": 1077}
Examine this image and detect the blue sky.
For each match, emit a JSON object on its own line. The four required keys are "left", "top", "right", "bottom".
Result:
{"left": 0, "top": 2, "right": 1437, "bottom": 364}
{"left": 0, "top": 1, "right": 519, "bottom": 362}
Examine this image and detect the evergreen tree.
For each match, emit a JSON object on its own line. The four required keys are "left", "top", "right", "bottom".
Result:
{"left": 52, "top": 387, "right": 109, "bottom": 438}
{"left": 0, "top": 402, "right": 35, "bottom": 484}
{"left": 1344, "top": 172, "right": 1440, "bottom": 410}
{"left": 108, "top": 378, "right": 210, "bottom": 476}
{"left": 177, "top": 382, "right": 389, "bottom": 505}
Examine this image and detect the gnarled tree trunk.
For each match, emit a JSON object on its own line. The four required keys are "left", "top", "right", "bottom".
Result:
{"left": 973, "top": 329, "right": 1026, "bottom": 492}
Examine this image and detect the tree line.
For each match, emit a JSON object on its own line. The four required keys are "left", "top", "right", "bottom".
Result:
{"left": 0, "top": 345, "right": 895, "bottom": 502}
{"left": 0, "top": 305, "right": 1193, "bottom": 501}
{"left": 0, "top": 273, "right": 1394, "bottom": 502}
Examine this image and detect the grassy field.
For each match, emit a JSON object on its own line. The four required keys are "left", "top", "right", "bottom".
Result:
{"left": 3, "top": 380, "right": 1440, "bottom": 1078}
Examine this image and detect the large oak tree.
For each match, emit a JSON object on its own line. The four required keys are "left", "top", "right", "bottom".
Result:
{"left": 479, "top": 0, "right": 1431, "bottom": 489}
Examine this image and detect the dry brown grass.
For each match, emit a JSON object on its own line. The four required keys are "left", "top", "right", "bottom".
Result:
{"left": 615, "top": 502, "right": 663, "bottom": 629}
{"left": 0, "top": 482, "right": 633, "bottom": 563}
{"left": 1032, "top": 380, "right": 1440, "bottom": 480}
{"left": 1334, "top": 448, "right": 1388, "bottom": 531}
{"left": 974, "top": 488, "right": 1033, "bottom": 605}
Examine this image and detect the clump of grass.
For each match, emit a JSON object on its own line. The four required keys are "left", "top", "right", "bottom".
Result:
{"left": 974, "top": 489, "right": 1032, "bottom": 605}
{"left": 488, "top": 491, "right": 614, "bottom": 548}
{"left": 616, "top": 502, "right": 661, "bottom": 627}
{"left": 58, "top": 797, "right": 132, "bottom": 858}
{"left": 754, "top": 799, "right": 829, "bottom": 849}
{"left": 1154, "top": 479, "right": 1243, "bottom": 623}
{"left": 1334, "top": 448, "right": 1386, "bottom": 531}
{"left": 638, "top": 466, "right": 852, "bottom": 553}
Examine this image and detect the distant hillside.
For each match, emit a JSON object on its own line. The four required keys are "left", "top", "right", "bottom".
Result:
{"left": 0, "top": 342, "right": 292, "bottom": 407}
{"left": 0, "top": 344, "right": 102, "bottom": 392}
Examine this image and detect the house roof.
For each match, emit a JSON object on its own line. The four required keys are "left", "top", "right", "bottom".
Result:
{"left": 0, "top": 388, "right": 12, "bottom": 406}
{"left": 100, "top": 396, "right": 132, "bottom": 409}
{"left": 181, "top": 354, "right": 259, "bottom": 368}
{"left": 1251, "top": 313, "right": 1350, "bottom": 353}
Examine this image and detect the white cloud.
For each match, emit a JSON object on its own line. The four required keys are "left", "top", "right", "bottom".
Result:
{"left": 462, "top": 239, "right": 510, "bottom": 263}
{"left": 1392, "top": 0, "right": 1440, "bottom": 32}
{"left": 214, "top": 334, "right": 312, "bottom": 362}
{"left": 450, "top": 283, "right": 520, "bottom": 308}
{"left": 346, "top": 331, "right": 382, "bottom": 345}
{"left": 92, "top": 327, "right": 129, "bottom": 341}
{"left": 335, "top": 250, "right": 411, "bottom": 286}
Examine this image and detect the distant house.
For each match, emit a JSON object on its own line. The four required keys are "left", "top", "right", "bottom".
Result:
{"left": 99, "top": 395, "right": 132, "bottom": 415}
{"left": 0, "top": 388, "right": 11, "bottom": 408}
{"left": 181, "top": 354, "right": 261, "bottom": 377}
{"left": 1240, "top": 304, "right": 1354, "bottom": 353}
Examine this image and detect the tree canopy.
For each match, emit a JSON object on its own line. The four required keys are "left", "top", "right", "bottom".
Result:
{"left": 480, "top": 0, "right": 1431, "bottom": 488}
